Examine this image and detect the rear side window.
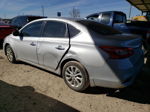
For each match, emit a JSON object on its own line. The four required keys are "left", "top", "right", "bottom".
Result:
{"left": 21, "top": 21, "right": 43, "bottom": 37}
{"left": 101, "top": 13, "right": 111, "bottom": 24}
{"left": 77, "top": 20, "right": 121, "bottom": 35}
{"left": 68, "top": 24, "right": 80, "bottom": 37}
{"left": 42, "top": 21, "right": 68, "bottom": 38}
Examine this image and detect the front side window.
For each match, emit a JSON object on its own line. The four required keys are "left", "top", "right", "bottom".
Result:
{"left": 21, "top": 21, "right": 43, "bottom": 37}
{"left": 42, "top": 21, "right": 68, "bottom": 38}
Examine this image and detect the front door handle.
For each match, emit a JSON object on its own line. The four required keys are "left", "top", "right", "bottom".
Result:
{"left": 30, "top": 42, "right": 36, "bottom": 46}
{"left": 55, "top": 45, "right": 65, "bottom": 50}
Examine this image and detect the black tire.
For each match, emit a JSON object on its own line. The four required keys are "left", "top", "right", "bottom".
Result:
{"left": 0, "top": 39, "right": 3, "bottom": 49}
{"left": 6, "top": 45, "right": 16, "bottom": 63}
{"left": 62, "top": 61, "right": 89, "bottom": 92}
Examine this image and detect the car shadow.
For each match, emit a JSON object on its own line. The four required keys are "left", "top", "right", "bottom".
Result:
{"left": 84, "top": 56, "right": 150, "bottom": 104}
{"left": 0, "top": 80, "right": 79, "bottom": 112}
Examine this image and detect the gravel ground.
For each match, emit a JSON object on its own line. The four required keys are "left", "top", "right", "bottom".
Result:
{"left": 0, "top": 49, "right": 150, "bottom": 112}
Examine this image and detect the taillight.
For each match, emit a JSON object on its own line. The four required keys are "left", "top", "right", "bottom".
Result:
{"left": 100, "top": 46, "right": 134, "bottom": 59}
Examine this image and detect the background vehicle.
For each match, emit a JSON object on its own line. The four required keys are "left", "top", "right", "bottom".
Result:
{"left": 132, "top": 15, "right": 150, "bottom": 21}
{"left": 131, "top": 12, "right": 150, "bottom": 21}
{"left": 10, "top": 15, "right": 47, "bottom": 29}
{"left": 3, "top": 18, "right": 144, "bottom": 92}
{"left": 0, "top": 15, "right": 46, "bottom": 47}
{"left": 86, "top": 11, "right": 150, "bottom": 52}
{"left": 127, "top": 0, "right": 150, "bottom": 22}
{"left": 0, "top": 22, "right": 15, "bottom": 47}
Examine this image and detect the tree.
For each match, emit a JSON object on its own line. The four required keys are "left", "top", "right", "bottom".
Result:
{"left": 69, "top": 7, "right": 80, "bottom": 18}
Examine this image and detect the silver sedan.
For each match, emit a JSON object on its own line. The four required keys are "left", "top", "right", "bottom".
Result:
{"left": 3, "top": 18, "right": 144, "bottom": 92}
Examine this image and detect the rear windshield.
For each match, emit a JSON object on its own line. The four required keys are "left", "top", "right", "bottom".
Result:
{"left": 77, "top": 20, "right": 121, "bottom": 35}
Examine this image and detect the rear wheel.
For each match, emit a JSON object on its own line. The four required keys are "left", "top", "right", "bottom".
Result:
{"left": 62, "top": 61, "right": 89, "bottom": 92}
{"left": 6, "top": 45, "right": 16, "bottom": 63}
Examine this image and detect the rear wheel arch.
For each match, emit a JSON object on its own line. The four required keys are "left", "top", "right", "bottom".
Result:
{"left": 60, "top": 58, "right": 89, "bottom": 76}
{"left": 60, "top": 59, "right": 79, "bottom": 75}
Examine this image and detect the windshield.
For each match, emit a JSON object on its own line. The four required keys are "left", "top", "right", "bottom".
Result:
{"left": 77, "top": 20, "right": 121, "bottom": 35}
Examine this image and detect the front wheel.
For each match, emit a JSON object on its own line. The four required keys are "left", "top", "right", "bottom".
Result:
{"left": 0, "top": 39, "right": 3, "bottom": 49}
{"left": 6, "top": 45, "right": 16, "bottom": 63}
{"left": 62, "top": 61, "right": 89, "bottom": 92}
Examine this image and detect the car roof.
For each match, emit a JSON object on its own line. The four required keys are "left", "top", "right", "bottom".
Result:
{"left": 20, "top": 17, "right": 91, "bottom": 33}
{"left": 36, "top": 17, "right": 83, "bottom": 21}
{"left": 33, "top": 17, "right": 90, "bottom": 23}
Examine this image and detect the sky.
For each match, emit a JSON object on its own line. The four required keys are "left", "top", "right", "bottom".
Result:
{"left": 0, "top": 0, "right": 141, "bottom": 19}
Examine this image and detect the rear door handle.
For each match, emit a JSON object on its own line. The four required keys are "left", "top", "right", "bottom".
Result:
{"left": 55, "top": 45, "right": 65, "bottom": 50}
{"left": 30, "top": 42, "right": 36, "bottom": 46}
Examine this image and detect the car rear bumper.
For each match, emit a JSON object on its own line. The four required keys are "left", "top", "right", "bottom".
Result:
{"left": 91, "top": 61, "right": 143, "bottom": 88}
{"left": 88, "top": 52, "right": 144, "bottom": 88}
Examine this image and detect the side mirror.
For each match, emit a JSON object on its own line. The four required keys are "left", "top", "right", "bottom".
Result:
{"left": 13, "top": 30, "right": 20, "bottom": 36}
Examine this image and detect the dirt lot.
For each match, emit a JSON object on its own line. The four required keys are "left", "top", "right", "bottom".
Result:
{"left": 0, "top": 49, "right": 150, "bottom": 112}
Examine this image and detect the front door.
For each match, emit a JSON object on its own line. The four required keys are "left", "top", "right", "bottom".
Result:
{"left": 14, "top": 21, "right": 43, "bottom": 64}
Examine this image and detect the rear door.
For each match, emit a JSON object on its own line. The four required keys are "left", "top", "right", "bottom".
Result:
{"left": 38, "top": 20, "right": 70, "bottom": 70}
